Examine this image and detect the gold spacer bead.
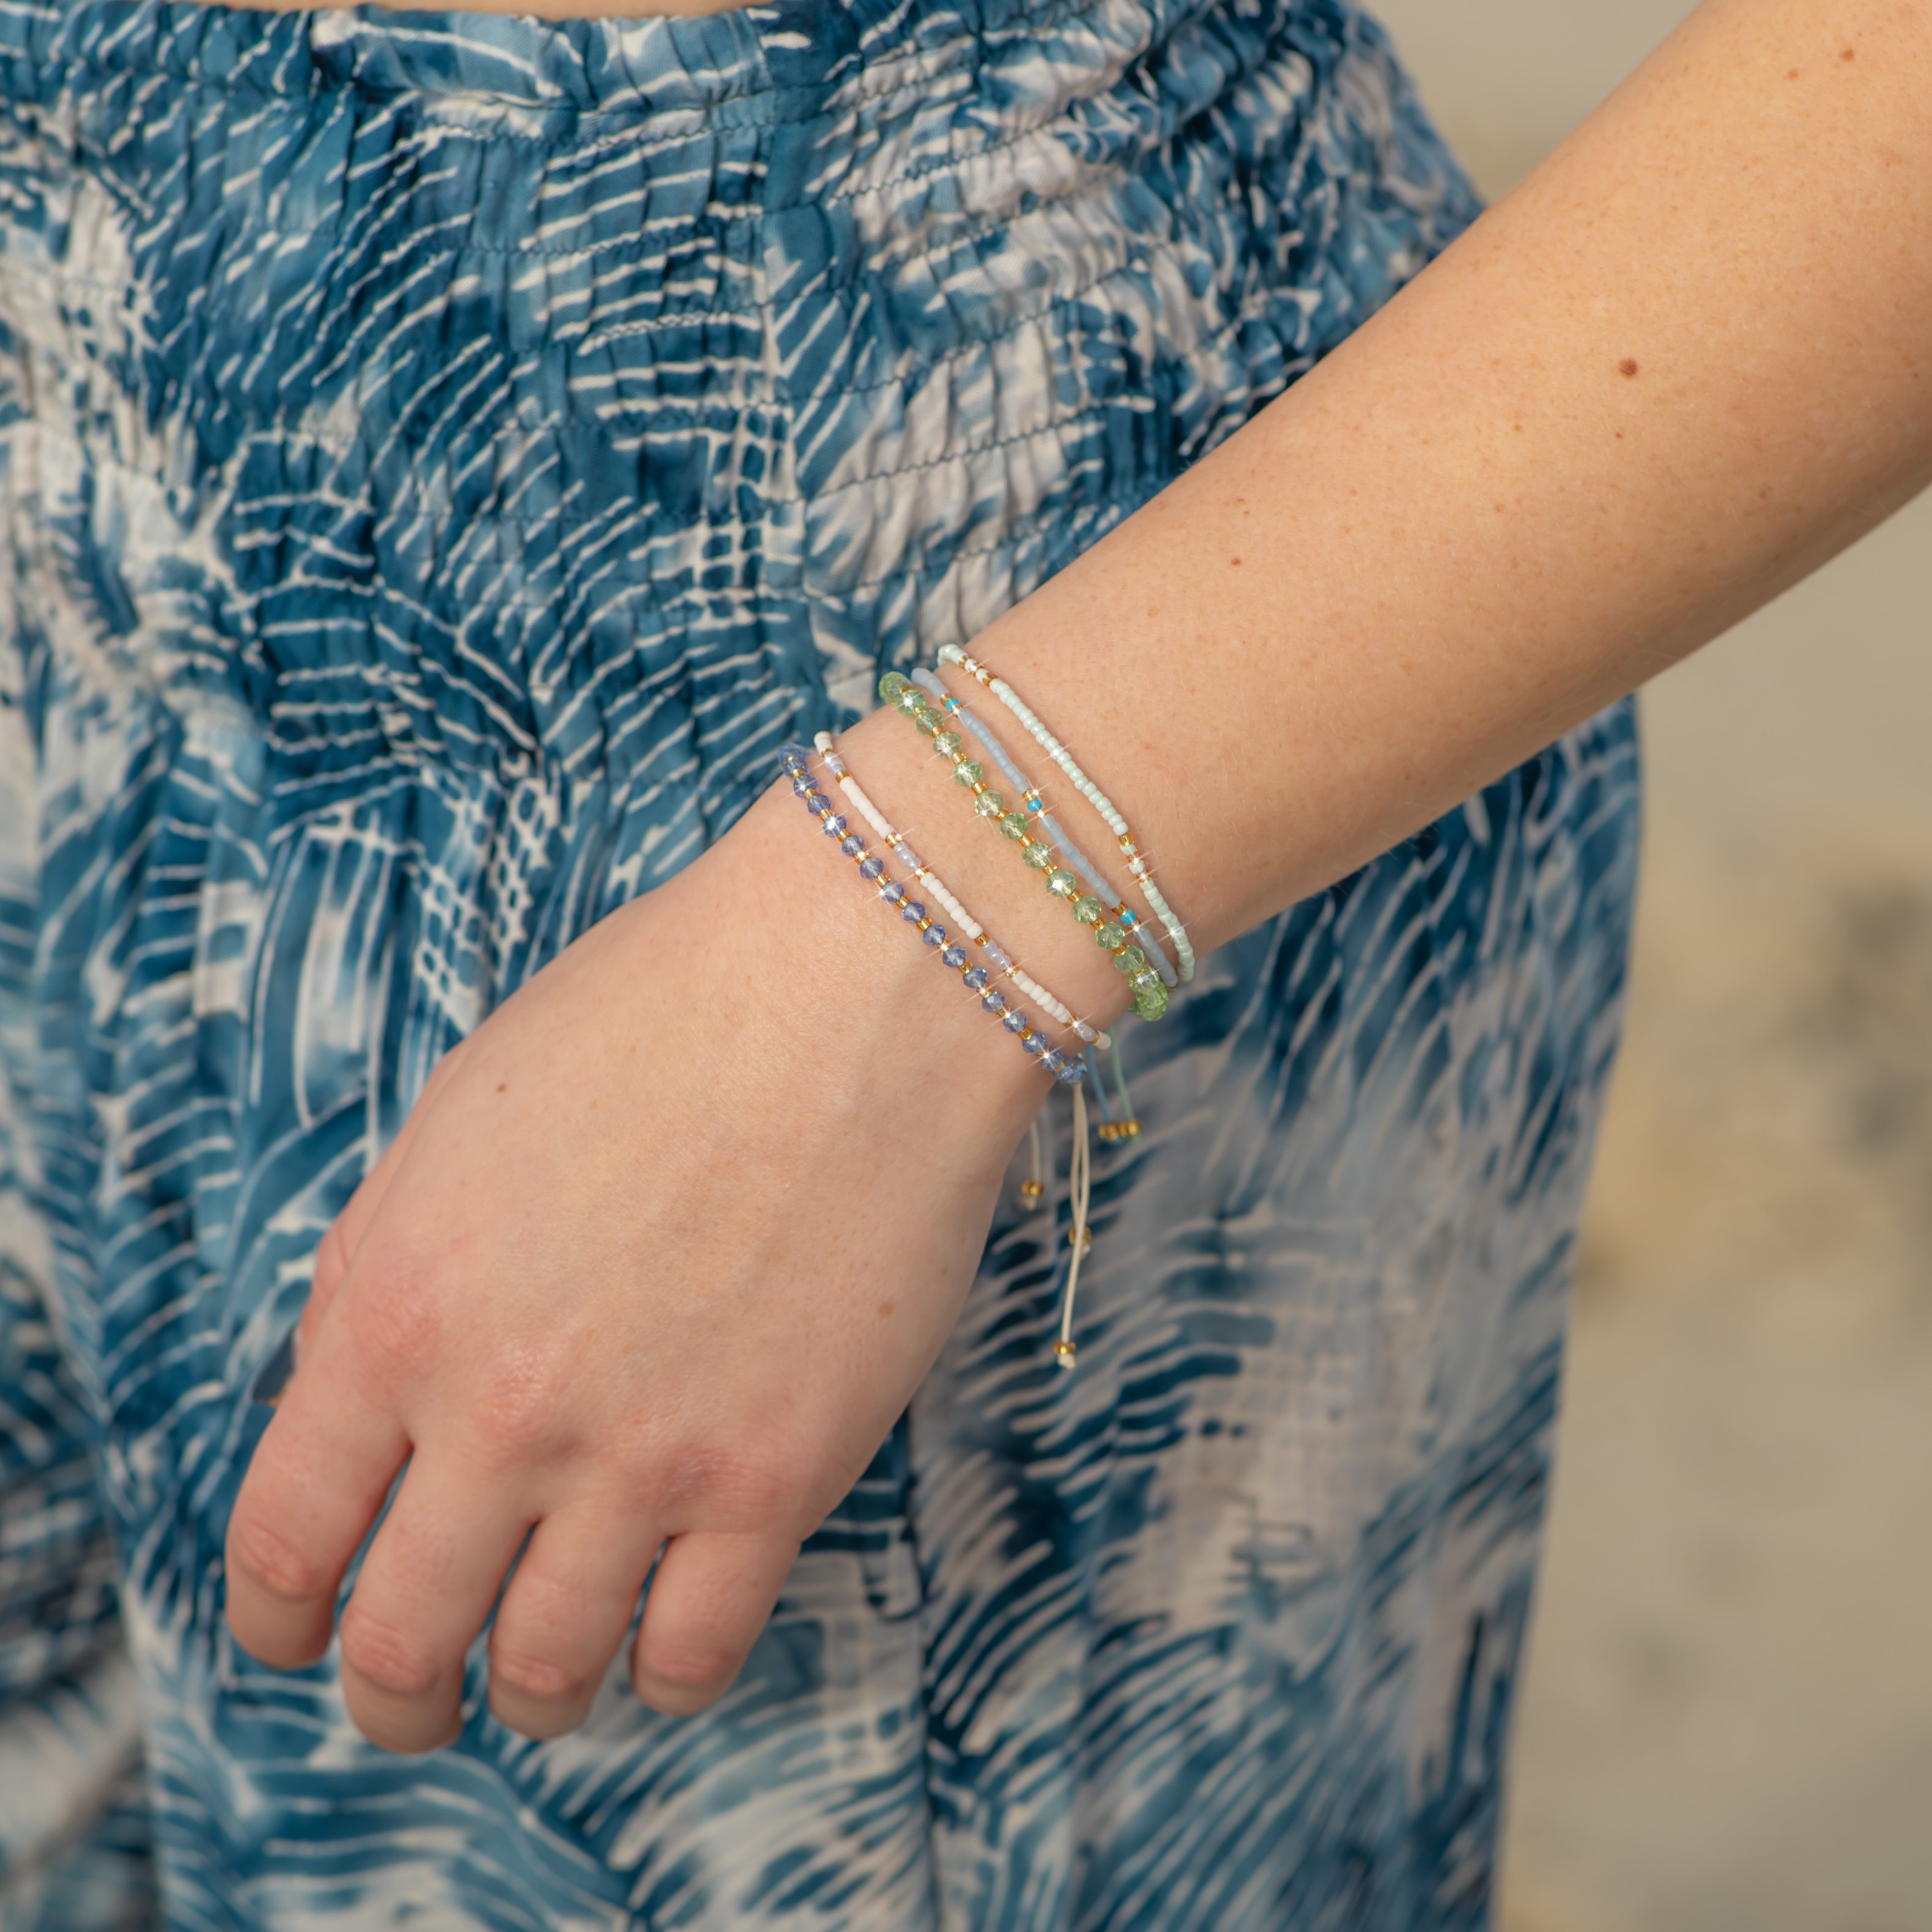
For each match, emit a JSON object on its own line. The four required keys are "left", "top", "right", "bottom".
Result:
{"left": 1068, "top": 1226, "right": 1092, "bottom": 1256}
{"left": 1019, "top": 1179, "right": 1045, "bottom": 1205}
{"left": 1116, "top": 1118, "right": 1142, "bottom": 1141}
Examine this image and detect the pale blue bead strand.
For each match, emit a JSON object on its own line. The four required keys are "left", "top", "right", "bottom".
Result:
{"left": 909, "top": 667, "right": 1179, "bottom": 991}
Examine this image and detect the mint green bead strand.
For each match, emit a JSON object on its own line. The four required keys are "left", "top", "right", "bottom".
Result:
{"left": 952, "top": 758, "right": 984, "bottom": 788}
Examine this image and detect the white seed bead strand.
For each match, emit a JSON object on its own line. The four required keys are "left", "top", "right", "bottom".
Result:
{"left": 910, "top": 668, "right": 1179, "bottom": 991}
{"left": 938, "top": 645, "right": 1197, "bottom": 983}
{"left": 814, "top": 733, "right": 1110, "bottom": 1051}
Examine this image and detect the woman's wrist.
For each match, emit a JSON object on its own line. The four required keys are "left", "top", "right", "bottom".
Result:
{"left": 813, "top": 705, "right": 1139, "bottom": 1040}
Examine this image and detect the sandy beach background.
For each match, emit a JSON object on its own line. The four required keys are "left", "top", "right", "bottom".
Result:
{"left": 1366, "top": 5, "right": 1932, "bottom": 1928}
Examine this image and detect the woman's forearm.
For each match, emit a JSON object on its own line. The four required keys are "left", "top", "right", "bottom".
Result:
{"left": 842, "top": 0, "right": 1932, "bottom": 1031}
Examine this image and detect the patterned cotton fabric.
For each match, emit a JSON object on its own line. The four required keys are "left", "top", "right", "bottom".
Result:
{"left": 0, "top": 0, "right": 1639, "bottom": 1926}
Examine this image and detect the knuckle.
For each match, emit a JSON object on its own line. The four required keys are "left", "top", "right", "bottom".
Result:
{"left": 489, "top": 1645, "right": 587, "bottom": 1704}
{"left": 640, "top": 1640, "right": 735, "bottom": 1689}
{"left": 469, "top": 1360, "right": 574, "bottom": 1467}
{"left": 228, "top": 1511, "right": 327, "bottom": 1603}
{"left": 343, "top": 1262, "right": 444, "bottom": 1380}
{"left": 657, "top": 1443, "right": 798, "bottom": 1528}
{"left": 339, "top": 1605, "right": 443, "bottom": 1699}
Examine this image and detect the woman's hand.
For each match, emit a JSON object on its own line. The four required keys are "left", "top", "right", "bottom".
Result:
{"left": 221, "top": 752, "right": 1084, "bottom": 1752}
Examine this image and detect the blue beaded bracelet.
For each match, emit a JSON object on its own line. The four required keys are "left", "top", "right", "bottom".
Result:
{"left": 781, "top": 744, "right": 1085, "bottom": 1084}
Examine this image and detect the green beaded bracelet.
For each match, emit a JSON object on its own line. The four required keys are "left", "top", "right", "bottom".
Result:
{"left": 882, "top": 670, "right": 1168, "bottom": 1021}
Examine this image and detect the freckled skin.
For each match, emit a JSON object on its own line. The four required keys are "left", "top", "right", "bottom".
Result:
{"left": 226, "top": 0, "right": 1932, "bottom": 1750}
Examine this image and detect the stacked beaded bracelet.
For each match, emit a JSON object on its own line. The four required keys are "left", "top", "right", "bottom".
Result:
{"left": 781, "top": 744, "right": 1087, "bottom": 1084}
{"left": 908, "top": 667, "right": 1177, "bottom": 991}
{"left": 938, "top": 644, "right": 1196, "bottom": 983}
{"left": 812, "top": 731, "right": 1108, "bottom": 1051}
{"left": 879, "top": 671, "right": 1171, "bottom": 1024}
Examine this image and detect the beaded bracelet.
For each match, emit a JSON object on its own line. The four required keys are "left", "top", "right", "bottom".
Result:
{"left": 938, "top": 644, "right": 1196, "bottom": 983}
{"left": 811, "top": 731, "right": 1109, "bottom": 1051}
{"left": 879, "top": 673, "right": 1170, "bottom": 1023}
{"left": 908, "top": 667, "right": 1177, "bottom": 991}
{"left": 781, "top": 744, "right": 1086, "bottom": 1084}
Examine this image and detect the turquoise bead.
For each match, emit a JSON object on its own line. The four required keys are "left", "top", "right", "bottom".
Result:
{"left": 1021, "top": 840, "right": 1053, "bottom": 872}
{"left": 1071, "top": 895, "right": 1105, "bottom": 925}
{"left": 1046, "top": 868, "right": 1078, "bottom": 898}
{"left": 1096, "top": 922, "right": 1127, "bottom": 950}
{"left": 998, "top": 812, "right": 1029, "bottom": 842}
{"left": 952, "top": 758, "right": 983, "bottom": 788}
{"left": 932, "top": 730, "right": 963, "bottom": 759}
{"left": 879, "top": 670, "right": 909, "bottom": 704}
{"left": 1111, "top": 944, "right": 1147, "bottom": 975}
{"left": 974, "top": 790, "right": 1006, "bottom": 820}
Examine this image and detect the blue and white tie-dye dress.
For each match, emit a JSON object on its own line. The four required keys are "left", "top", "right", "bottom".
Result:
{"left": 0, "top": 0, "right": 1639, "bottom": 1924}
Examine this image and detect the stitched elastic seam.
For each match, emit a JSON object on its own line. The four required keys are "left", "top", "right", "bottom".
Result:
{"left": 0, "top": 0, "right": 1117, "bottom": 120}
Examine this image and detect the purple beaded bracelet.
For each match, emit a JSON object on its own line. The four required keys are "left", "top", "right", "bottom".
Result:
{"left": 782, "top": 744, "right": 1084, "bottom": 1083}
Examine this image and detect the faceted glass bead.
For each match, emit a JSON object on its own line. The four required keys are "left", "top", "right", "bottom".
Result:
{"left": 859, "top": 856, "right": 884, "bottom": 880}
{"left": 1111, "top": 944, "right": 1147, "bottom": 975}
{"left": 952, "top": 759, "right": 984, "bottom": 788}
{"left": 974, "top": 791, "right": 1006, "bottom": 820}
{"left": 881, "top": 880, "right": 906, "bottom": 903}
{"left": 840, "top": 834, "right": 865, "bottom": 858}
{"left": 878, "top": 671, "right": 910, "bottom": 703}
{"left": 804, "top": 791, "right": 830, "bottom": 814}
{"left": 780, "top": 740, "right": 813, "bottom": 763}
{"left": 790, "top": 775, "right": 814, "bottom": 798}
{"left": 1046, "top": 868, "right": 1078, "bottom": 898}
{"left": 1096, "top": 923, "right": 1127, "bottom": 951}
{"left": 1135, "top": 983, "right": 1171, "bottom": 1021}
{"left": 1071, "top": 896, "right": 1105, "bottom": 925}
{"left": 1129, "top": 967, "right": 1162, "bottom": 999}
{"left": 821, "top": 812, "right": 849, "bottom": 837}
{"left": 895, "top": 686, "right": 925, "bottom": 714}
{"left": 921, "top": 923, "right": 947, "bottom": 948}
{"left": 1020, "top": 1031, "right": 1046, "bottom": 1056}
{"left": 941, "top": 944, "right": 967, "bottom": 969}
{"left": 1041, "top": 1048, "right": 1066, "bottom": 1075}
{"left": 998, "top": 812, "right": 1029, "bottom": 842}
{"left": 1021, "top": 841, "right": 1053, "bottom": 871}
{"left": 982, "top": 988, "right": 1008, "bottom": 1016}
{"left": 963, "top": 966, "right": 989, "bottom": 991}
{"left": 983, "top": 942, "right": 1010, "bottom": 969}
{"left": 1002, "top": 1009, "right": 1027, "bottom": 1034}
{"left": 1055, "top": 1059, "right": 1086, "bottom": 1084}
{"left": 900, "top": 899, "right": 927, "bottom": 923}
{"left": 911, "top": 706, "right": 941, "bottom": 737}
{"left": 931, "top": 730, "right": 963, "bottom": 759}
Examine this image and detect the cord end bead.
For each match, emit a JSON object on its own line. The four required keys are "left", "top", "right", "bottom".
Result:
{"left": 1020, "top": 1179, "right": 1045, "bottom": 1205}
{"left": 1053, "top": 1339, "right": 1078, "bottom": 1371}
{"left": 1067, "top": 1226, "right": 1092, "bottom": 1256}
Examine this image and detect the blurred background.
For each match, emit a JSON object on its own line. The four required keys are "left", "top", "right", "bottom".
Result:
{"left": 1365, "top": 4, "right": 1932, "bottom": 1929}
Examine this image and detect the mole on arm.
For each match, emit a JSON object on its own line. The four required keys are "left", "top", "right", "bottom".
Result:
{"left": 1618, "top": 358, "right": 1640, "bottom": 378}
